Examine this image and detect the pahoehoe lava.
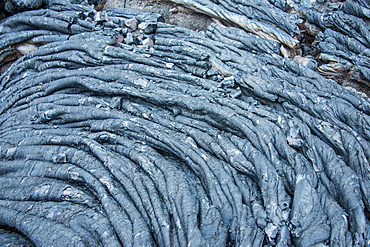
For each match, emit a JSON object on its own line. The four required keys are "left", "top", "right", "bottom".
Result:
{"left": 0, "top": 0, "right": 370, "bottom": 246}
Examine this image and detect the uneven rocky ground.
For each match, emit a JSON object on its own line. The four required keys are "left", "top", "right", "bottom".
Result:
{"left": 0, "top": 0, "right": 370, "bottom": 246}
{"left": 104, "top": 0, "right": 370, "bottom": 98}
{"left": 104, "top": 0, "right": 213, "bottom": 31}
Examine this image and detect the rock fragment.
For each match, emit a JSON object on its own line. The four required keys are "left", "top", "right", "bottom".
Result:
{"left": 138, "top": 22, "right": 157, "bottom": 34}
{"left": 124, "top": 18, "right": 139, "bottom": 31}
{"left": 94, "top": 11, "right": 109, "bottom": 23}
{"left": 141, "top": 38, "right": 155, "bottom": 49}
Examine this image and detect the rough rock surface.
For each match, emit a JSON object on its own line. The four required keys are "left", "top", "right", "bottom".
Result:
{"left": 0, "top": 0, "right": 370, "bottom": 246}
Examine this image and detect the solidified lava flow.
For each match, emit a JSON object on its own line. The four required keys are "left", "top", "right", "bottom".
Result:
{"left": 0, "top": 0, "right": 370, "bottom": 246}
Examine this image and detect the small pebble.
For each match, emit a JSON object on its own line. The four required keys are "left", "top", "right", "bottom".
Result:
{"left": 125, "top": 18, "right": 138, "bottom": 31}
{"left": 115, "top": 35, "right": 124, "bottom": 43}
{"left": 142, "top": 38, "right": 155, "bottom": 49}
{"left": 125, "top": 33, "right": 134, "bottom": 45}
{"left": 95, "top": 11, "right": 109, "bottom": 23}
{"left": 138, "top": 22, "right": 157, "bottom": 34}
{"left": 124, "top": 33, "right": 140, "bottom": 45}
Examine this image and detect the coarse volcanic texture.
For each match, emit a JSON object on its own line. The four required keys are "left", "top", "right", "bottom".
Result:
{"left": 122, "top": 0, "right": 370, "bottom": 96}
{"left": 0, "top": 1, "right": 370, "bottom": 246}
{"left": 104, "top": 0, "right": 213, "bottom": 31}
